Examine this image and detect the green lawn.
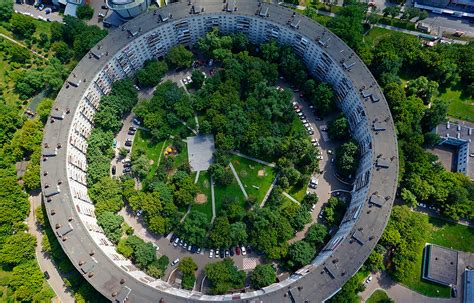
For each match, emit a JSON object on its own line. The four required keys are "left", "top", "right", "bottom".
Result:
{"left": 285, "top": 183, "right": 307, "bottom": 202}
{"left": 428, "top": 217, "right": 474, "bottom": 252}
{"left": 441, "top": 88, "right": 474, "bottom": 123}
{"left": 366, "top": 289, "right": 391, "bottom": 303}
{"left": 192, "top": 171, "right": 213, "bottom": 221}
{"left": 399, "top": 213, "right": 472, "bottom": 298}
{"left": 230, "top": 155, "right": 277, "bottom": 205}
{"left": 132, "top": 129, "right": 167, "bottom": 182}
{"left": 214, "top": 177, "right": 246, "bottom": 215}
{"left": 364, "top": 27, "right": 412, "bottom": 49}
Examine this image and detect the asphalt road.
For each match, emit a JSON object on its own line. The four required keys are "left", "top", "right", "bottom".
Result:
{"left": 13, "top": 3, "right": 62, "bottom": 22}
{"left": 27, "top": 192, "right": 75, "bottom": 303}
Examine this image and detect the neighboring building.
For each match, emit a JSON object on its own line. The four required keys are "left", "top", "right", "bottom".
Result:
{"left": 106, "top": 0, "right": 151, "bottom": 19}
{"left": 435, "top": 120, "right": 474, "bottom": 181}
{"left": 52, "top": 0, "right": 83, "bottom": 17}
{"left": 422, "top": 244, "right": 458, "bottom": 287}
{"left": 465, "top": 269, "right": 474, "bottom": 303}
{"left": 415, "top": 0, "right": 474, "bottom": 17}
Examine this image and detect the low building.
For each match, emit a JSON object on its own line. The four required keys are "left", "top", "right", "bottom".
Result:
{"left": 422, "top": 244, "right": 458, "bottom": 287}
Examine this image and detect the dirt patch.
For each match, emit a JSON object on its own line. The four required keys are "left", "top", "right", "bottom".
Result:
{"left": 258, "top": 169, "right": 265, "bottom": 177}
{"left": 149, "top": 159, "right": 154, "bottom": 165}
{"left": 195, "top": 193, "right": 208, "bottom": 204}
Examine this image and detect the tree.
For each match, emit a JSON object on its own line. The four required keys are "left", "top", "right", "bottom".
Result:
{"left": 97, "top": 211, "right": 124, "bottom": 243}
{"left": 250, "top": 264, "right": 276, "bottom": 289}
{"left": 178, "top": 211, "right": 208, "bottom": 246}
{"left": 132, "top": 154, "right": 151, "bottom": 179}
{"left": 9, "top": 44, "right": 30, "bottom": 64}
{"left": 401, "top": 7, "right": 420, "bottom": 21}
{"left": 165, "top": 45, "right": 193, "bottom": 68}
{"left": 328, "top": 115, "right": 349, "bottom": 141}
{"left": 0, "top": 0, "right": 13, "bottom": 21}
{"left": 229, "top": 222, "right": 248, "bottom": 246}
{"left": 208, "top": 215, "right": 232, "bottom": 248}
{"left": 77, "top": 4, "right": 94, "bottom": 20}
{"left": 324, "top": 196, "right": 346, "bottom": 226}
{"left": 287, "top": 240, "right": 314, "bottom": 270}
{"left": 301, "top": 193, "right": 319, "bottom": 209}
{"left": 11, "top": 14, "right": 36, "bottom": 39}
{"left": 327, "top": 3, "right": 366, "bottom": 51}
{"left": 36, "top": 98, "right": 54, "bottom": 123}
{"left": 406, "top": 76, "right": 438, "bottom": 104}
{"left": 383, "top": 6, "right": 401, "bottom": 19}
{"left": 50, "top": 22, "right": 64, "bottom": 42}
{"left": 335, "top": 140, "right": 360, "bottom": 178}
{"left": 204, "top": 258, "right": 245, "bottom": 294}
{"left": 178, "top": 257, "right": 198, "bottom": 290}
{"left": 328, "top": 274, "right": 365, "bottom": 303}
{"left": 209, "top": 163, "right": 234, "bottom": 186}
{"left": 191, "top": 69, "right": 205, "bottom": 89}
{"left": 9, "top": 261, "right": 49, "bottom": 302}
{"left": 51, "top": 41, "right": 73, "bottom": 63}
{"left": 135, "top": 60, "right": 168, "bottom": 87}
{"left": 304, "top": 223, "right": 328, "bottom": 248}
{"left": 0, "top": 232, "right": 36, "bottom": 265}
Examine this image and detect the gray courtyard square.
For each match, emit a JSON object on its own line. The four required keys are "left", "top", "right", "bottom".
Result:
{"left": 187, "top": 135, "right": 215, "bottom": 172}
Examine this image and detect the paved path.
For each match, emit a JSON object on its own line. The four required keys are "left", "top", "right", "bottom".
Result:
{"left": 260, "top": 172, "right": 280, "bottom": 208}
{"left": 210, "top": 176, "right": 216, "bottom": 223}
{"left": 194, "top": 114, "right": 200, "bottom": 132}
{"left": 27, "top": 192, "right": 75, "bottom": 303}
{"left": 229, "top": 162, "right": 249, "bottom": 199}
{"left": 231, "top": 151, "right": 276, "bottom": 168}
{"left": 359, "top": 272, "right": 458, "bottom": 303}
{"left": 194, "top": 170, "right": 200, "bottom": 184}
{"left": 283, "top": 192, "right": 301, "bottom": 205}
{"left": 0, "top": 33, "right": 47, "bottom": 60}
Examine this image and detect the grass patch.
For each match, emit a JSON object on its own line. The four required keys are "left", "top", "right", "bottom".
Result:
{"left": 132, "top": 129, "right": 167, "bottom": 182}
{"left": 230, "top": 155, "right": 277, "bottom": 205}
{"left": 192, "top": 171, "right": 213, "bottom": 221}
{"left": 441, "top": 88, "right": 474, "bottom": 123}
{"left": 428, "top": 217, "right": 474, "bottom": 252}
{"left": 364, "top": 27, "right": 412, "bottom": 49}
{"left": 285, "top": 183, "right": 307, "bottom": 202}
{"left": 366, "top": 289, "right": 391, "bottom": 303}
{"left": 214, "top": 177, "right": 246, "bottom": 215}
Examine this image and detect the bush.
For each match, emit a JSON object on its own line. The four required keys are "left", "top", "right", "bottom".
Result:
{"left": 76, "top": 5, "right": 94, "bottom": 20}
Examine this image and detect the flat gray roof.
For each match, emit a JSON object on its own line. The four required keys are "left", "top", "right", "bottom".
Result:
{"left": 423, "top": 244, "right": 458, "bottom": 286}
{"left": 187, "top": 135, "right": 215, "bottom": 172}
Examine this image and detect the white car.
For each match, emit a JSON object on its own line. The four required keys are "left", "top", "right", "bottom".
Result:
{"left": 183, "top": 78, "right": 189, "bottom": 85}
{"left": 152, "top": 243, "right": 159, "bottom": 251}
{"left": 209, "top": 249, "right": 214, "bottom": 258}
{"left": 173, "top": 238, "right": 179, "bottom": 247}
{"left": 365, "top": 276, "right": 373, "bottom": 284}
{"left": 171, "top": 258, "right": 180, "bottom": 266}
{"left": 309, "top": 178, "right": 318, "bottom": 188}
{"left": 302, "top": 119, "right": 308, "bottom": 124}
{"left": 311, "top": 204, "right": 316, "bottom": 212}
{"left": 241, "top": 246, "right": 247, "bottom": 256}
{"left": 317, "top": 155, "right": 323, "bottom": 160}
{"left": 186, "top": 76, "right": 192, "bottom": 83}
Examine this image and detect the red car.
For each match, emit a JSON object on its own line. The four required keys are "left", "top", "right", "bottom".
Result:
{"left": 235, "top": 246, "right": 241, "bottom": 255}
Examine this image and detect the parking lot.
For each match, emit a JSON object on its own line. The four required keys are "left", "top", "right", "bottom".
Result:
{"left": 14, "top": 2, "right": 63, "bottom": 22}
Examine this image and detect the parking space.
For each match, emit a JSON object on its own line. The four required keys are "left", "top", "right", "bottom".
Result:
{"left": 14, "top": 3, "right": 62, "bottom": 22}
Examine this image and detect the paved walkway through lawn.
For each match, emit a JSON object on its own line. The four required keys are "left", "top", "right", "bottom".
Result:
{"left": 283, "top": 192, "right": 301, "bottom": 205}
{"left": 210, "top": 176, "right": 216, "bottom": 223}
{"left": 260, "top": 172, "right": 280, "bottom": 208}
{"left": 194, "top": 170, "right": 200, "bottom": 184}
{"left": 229, "top": 162, "right": 249, "bottom": 200}
{"left": 231, "top": 151, "right": 276, "bottom": 168}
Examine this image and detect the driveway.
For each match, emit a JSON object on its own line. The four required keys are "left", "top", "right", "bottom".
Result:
{"left": 13, "top": 3, "right": 62, "bottom": 22}
{"left": 359, "top": 272, "right": 460, "bottom": 303}
{"left": 27, "top": 191, "right": 75, "bottom": 303}
{"left": 278, "top": 80, "right": 351, "bottom": 242}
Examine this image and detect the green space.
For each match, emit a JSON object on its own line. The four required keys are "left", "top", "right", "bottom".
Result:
{"left": 132, "top": 129, "right": 167, "bottom": 181}
{"left": 364, "top": 27, "right": 411, "bottom": 49}
{"left": 192, "top": 171, "right": 213, "bottom": 221}
{"left": 230, "top": 155, "right": 277, "bottom": 204}
{"left": 366, "top": 290, "right": 391, "bottom": 303}
{"left": 285, "top": 183, "right": 307, "bottom": 202}
{"left": 214, "top": 176, "right": 246, "bottom": 214}
{"left": 441, "top": 88, "right": 474, "bottom": 122}
{"left": 428, "top": 217, "right": 474, "bottom": 253}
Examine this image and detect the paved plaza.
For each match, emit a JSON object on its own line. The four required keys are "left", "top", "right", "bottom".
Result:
{"left": 187, "top": 135, "right": 215, "bottom": 171}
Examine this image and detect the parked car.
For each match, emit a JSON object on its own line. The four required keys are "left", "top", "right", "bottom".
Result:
{"left": 309, "top": 178, "right": 318, "bottom": 189}
{"left": 365, "top": 275, "right": 373, "bottom": 284}
{"left": 311, "top": 204, "right": 316, "bottom": 212}
{"left": 132, "top": 118, "right": 141, "bottom": 125}
{"left": 124, "top": 139, "right": 132, "bottom": 147}
{"left": 328, "top": 149, "right": 333, "bottom": 155}
{"left": 129, "top": 126, "right": 137, "bottom": 131}
{"left": 123, "top": 161, "right": 132, "bottom": 168}
{"left": 215, "top": 248, "right": 220, "bottom": 257}
{"left": 44, "top": 271, "right": 50, "bottom": 279}
{"left": 241, "top": 246, "right": 247, "bottom": 256}
{"left": 451, "top": 287, "right": 457, "bottom": 298}
{"left": 225, "top": 249, "right": 230, "bottom": 257}
{"left": 179, "top": 239, "right": 184, "bottom": 247}
{"left": 128, "top": 130, "right": 135, "bottom": 135}
{"left": 317, "top": 155, "right": 323, "bottom": 160}
{"left": 111, "top": 165, "right": 116, "bottom": 175}
{"left": 152, "top": 243, "right": 159, "bottom": 251}
{"left": 197, "top": 247, "right": 201, "bottom": 254}
{"left": 187, "top": 244, "right": 192, "bottom": 252}
{"left": 183, "top": 242, "right": 188, "bottom": 249}
{"left": 123, "top": 167, "right": 131, "bottom": 173}
{"left": 171, "top": 258, "right": 180, "bottom": 266}
{"left": 209, "top": 249, "right": 214, "bottom": 258}
{"left": 101, "top": 5, "right": 108, "bottom": 9}
{"left": 235, "top": 246, "right": 241, "bottom": 255}
{"left": 308, "top": 130, "right": 314, "bottom": 135}
{"left": 230, "top": 249, "right": 234, "bottom": 256}
{"left": 170, "top": 234, "right": 177, "bottom": 243}
{"left": 219, "top": 250, "right": 225, "bottom": 258}
{"left": 173, "top": 237, "right": 179, "bottom": 247}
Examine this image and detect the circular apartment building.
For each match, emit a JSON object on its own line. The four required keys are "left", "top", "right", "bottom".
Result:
{"left": 40, "top": 1, "right": 398, "bottom": 302}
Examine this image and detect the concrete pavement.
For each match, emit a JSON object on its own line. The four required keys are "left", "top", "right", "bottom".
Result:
{"left": 27, "top": 192, "right": 75, "bottom": 303}
{"left": 359, "top": 272, "right": 459, "bottom": 303}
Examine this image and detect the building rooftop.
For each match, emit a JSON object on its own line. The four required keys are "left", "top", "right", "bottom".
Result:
{"left": 40, "top": 0, "right": 398, "bottom": 302}
{"left": 423, "top": 244, "right": 459, "bottom": 286}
